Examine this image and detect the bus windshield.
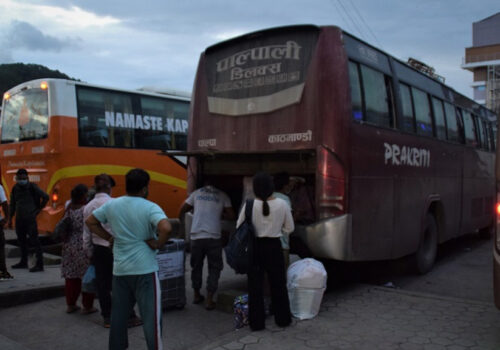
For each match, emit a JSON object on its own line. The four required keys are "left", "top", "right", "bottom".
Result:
{"left": 1, "top": 88, "right": 49, "bottom": 143}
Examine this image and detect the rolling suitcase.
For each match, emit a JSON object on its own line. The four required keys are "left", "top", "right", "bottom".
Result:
{"left": 157, "top": 238, "right": 186, "bottom": 309}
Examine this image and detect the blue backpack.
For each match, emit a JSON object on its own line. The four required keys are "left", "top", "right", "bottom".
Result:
{"left": 225, "top": 200, "right": 254, "bottom": 274}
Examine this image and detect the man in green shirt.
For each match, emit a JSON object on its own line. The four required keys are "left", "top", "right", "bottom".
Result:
{"left": 86, "top": 168, "right": 171, "bottom": 350}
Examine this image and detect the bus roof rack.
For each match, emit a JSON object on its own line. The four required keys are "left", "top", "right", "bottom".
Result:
{"left": 407, "top": 58, "right": 446, "bottom": 83}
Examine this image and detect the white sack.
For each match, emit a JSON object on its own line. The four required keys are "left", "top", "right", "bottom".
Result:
{"left": 287, "top": 258, "right": 327, "bottom": 320}
{"left": 287, "top": 258, "right": 327, "bottom": 289}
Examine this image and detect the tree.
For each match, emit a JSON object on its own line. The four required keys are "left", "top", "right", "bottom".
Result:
{"left": 0, "top": 63, "right": 78, "bottom": 101}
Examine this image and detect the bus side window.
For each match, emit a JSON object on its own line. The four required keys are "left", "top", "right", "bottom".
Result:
{"left": 431, "top": 97, "right": 447, "bottom": 140}
{"left": 482, "top": 120, "right": 491, "bottom": 151}
{"left": 398, "top": 83, "right": 415, "bottom": 133}
{"left": 455, "top": 108, "right": 466, "bottom": 144}
{"left": 360, "top": 64, "right": 392, "bottom": 128}
{"left": 411, "top": 87, "right": 433, "bottom": 137}
{"left": 348, "top": 61, "right": 363, "bottom": 122}
{"left": 462, "top": 110, "right": 478, "bottom": 147}
{"left": 444, "top": 102, "right": 459, "bottom": 142}
{"left": 475, "top": 117, "right": 486, "bottom": 150}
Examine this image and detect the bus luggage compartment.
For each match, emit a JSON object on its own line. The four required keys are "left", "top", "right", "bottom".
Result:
{"left": 192, "top": 152, "right": 317, "bottom": 256}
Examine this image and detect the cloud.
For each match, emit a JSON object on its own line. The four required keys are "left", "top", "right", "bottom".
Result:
{"left": 4, "top": 20, "right": 80, "bottom": 52}
{"left": 0, "top": 49, "right": 13, "bottom": 63}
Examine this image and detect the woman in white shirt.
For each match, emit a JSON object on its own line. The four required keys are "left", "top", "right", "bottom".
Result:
{"left": 237, "top": 172, "right": 294, "bottom": 331}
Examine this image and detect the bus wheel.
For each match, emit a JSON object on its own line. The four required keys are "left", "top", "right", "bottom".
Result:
{"left": 414, "top": 214, "right": 438, "bottom": 275}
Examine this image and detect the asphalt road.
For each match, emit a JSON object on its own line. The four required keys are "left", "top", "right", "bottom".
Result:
{"left": 323, "top": 233, "right": 494, "bottom": 304}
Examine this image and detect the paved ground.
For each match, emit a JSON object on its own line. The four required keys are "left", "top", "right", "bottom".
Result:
{"left": 392, "top": 234, "right": 494, "bottom": 303}
{"left": 0, "top": 252, "right": 247, "bottom": 350}
{"left": 199, "top": 286, "right": 500, "bottom": 350}
{"left": 1, "top": 233, "right": 500, "bottom": 350}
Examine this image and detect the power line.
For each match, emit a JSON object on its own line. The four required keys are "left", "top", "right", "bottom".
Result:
{"left": 335, "top": 0, "right": 366, "bottom": 40}
{"left": 346, "top": 0, "right": 384, "bottom": 49}
{"left": 329, "top": 0, "right": 355, "bottom": 35}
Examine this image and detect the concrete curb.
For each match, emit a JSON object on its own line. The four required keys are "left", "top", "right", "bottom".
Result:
{"left": 0, "top": 285, "right": 64, "bottom": 308}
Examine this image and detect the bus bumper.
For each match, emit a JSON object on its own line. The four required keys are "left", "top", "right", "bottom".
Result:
{"left": 294, "top": 214, "right": 352, "bottom": 260}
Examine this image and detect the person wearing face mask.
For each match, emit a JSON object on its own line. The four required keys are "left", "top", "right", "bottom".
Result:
{"left": 86, "top": 168, "right": 171, "bottom": 350}
{"left": 8, "top": 168, "right": 49, "bottom": 272}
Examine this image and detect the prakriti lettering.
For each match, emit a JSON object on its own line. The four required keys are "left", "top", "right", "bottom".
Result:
{"left": 384, "top": 143, "right": 430, "bottom": 168}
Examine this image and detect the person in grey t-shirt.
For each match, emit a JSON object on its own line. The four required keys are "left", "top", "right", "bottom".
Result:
{"left": 179, "top": 178, "right": 234, "bottom": 310}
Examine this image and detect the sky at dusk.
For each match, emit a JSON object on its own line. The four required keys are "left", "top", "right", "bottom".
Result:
{"left": 0, "top": 0, "right": 499, "bottom": 98}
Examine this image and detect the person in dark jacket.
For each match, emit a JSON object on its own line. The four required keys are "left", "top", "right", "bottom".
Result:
{"left": 8, "top": 168, "right": 49, "bottom": 272}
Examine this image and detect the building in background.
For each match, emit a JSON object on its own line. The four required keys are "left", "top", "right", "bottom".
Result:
{"left": 462, "top": 12, "right": 500, "bottom": 116}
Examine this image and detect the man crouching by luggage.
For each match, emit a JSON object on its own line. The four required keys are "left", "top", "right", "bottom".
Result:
{"left": 179, "top": 177, "right": 234, "bottom": 310}
{"left": 86, "top": 168, "right": 171, "bottom": 350}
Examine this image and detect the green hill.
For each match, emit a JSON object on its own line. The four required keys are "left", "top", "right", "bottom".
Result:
{"left": 0, "top": 63, "right": 78, "bottom": 101}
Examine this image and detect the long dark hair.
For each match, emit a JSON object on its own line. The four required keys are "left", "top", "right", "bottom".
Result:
{"left": 253, "top": 172, "right": 274, "bottom": 216}
{"left": 69, "top": 184, "right": 88, "bottom": 210}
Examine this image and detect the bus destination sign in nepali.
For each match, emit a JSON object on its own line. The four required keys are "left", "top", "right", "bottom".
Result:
{"left": 205, "top": 29, "right": 319, "bottom": 115}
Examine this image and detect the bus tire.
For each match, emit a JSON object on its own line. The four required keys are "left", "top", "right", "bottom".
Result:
{"left": 414, "top": 213, "right": 438, "bottom": 275}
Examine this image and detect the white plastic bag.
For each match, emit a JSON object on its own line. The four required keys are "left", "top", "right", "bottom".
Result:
{"left": 287, "top": 258, "right": 327, "bottom": 320}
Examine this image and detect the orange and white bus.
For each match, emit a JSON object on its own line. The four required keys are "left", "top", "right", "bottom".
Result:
{"left": 0, "top": 78, "right": 189, "bottom": 234}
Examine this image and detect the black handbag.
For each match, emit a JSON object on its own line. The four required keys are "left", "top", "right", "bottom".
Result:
{"left": 224, "top": 199, "right": 255, "bottom": 274}
{"left": 52, "top": 214, "right": 72, "bottom": 241}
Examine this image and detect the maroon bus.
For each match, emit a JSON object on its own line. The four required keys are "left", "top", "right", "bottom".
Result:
{"left": 185, "top": 25, "right": 497, "bottom": 274}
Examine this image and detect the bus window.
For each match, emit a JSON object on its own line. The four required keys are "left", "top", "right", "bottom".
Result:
{"left": 431, "top": 98, "right": 447, "bottom": 140}
{"left": 139, "top": 96, "right": 189, "bottom": 150}
{"left": 481, "top": 120, "right": 490, "bottom": 151}
{"left": 488, "top": 123, "right": 497, "bottom": 151}
{"left": 360, "top": 64, "right": 392, "bottom": 128}
{"left": 77, "top": 87, "right": 188, "bottom": 150}
{"left": 77, "top": 88, "right": 134, "bottom": 148}
{"left": 399, "top": 83, "right": 415, "bottom": 133}
{"left": 348, "top": 61, "right": 363, "bottom": 121}
{"left": 412, "top": 87, "right": 433, "bottom": 137}
{"left": 462, "top": 110, "right": 477, "bottom": 147}
{"left": 444, "top": 102, "right": 459, "bottom": 142}
{"left": 1, "top": 87, "right": 49, "bottom": 143}
{"left": 475, "top": 118, "right": 486, "bottom": 150}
